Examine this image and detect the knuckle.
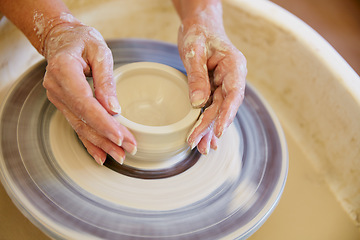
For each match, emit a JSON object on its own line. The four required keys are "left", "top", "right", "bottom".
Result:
{"left": 93, "top": 45, "right": 113, "bottom": 63}
{"left": 94, "top": 78, "right": 115, "bottom": 97}
{"left": 43, "top": 72, "right": 59, "bottom": 92}
{"left": 93, "top": 137, "right": 109, "bottom": 150}
{"left": 42, "top": 74, "right": 51, "bottom": 89}
{"left": 95, "top": 76, "right": 114, "bottom": 88}
{"left": 102, "top": 46, "right": 113, "bottom": 58}
{"left": 72, "top": 119, "right": 87, "bottom": 135}
{"left": 87, "top": 27, "right": 105, "bottom": 43}
{"left": 213, "top": 87, "right": 224, "bottom": 102}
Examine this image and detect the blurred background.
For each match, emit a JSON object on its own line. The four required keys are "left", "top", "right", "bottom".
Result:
{"left": 271, "top": 0, "right": 360, "bottom": 75}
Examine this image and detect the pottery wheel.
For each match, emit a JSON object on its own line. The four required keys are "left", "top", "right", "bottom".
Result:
{"left": 0, "top": 39, "right": 288, "bottom": 239}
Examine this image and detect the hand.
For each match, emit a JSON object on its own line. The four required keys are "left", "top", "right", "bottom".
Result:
{"left": 42, "top": 16, "right": 137, "bottom": 165}
{"left": 177, "top": 4, "right": 247, "bottom": 155}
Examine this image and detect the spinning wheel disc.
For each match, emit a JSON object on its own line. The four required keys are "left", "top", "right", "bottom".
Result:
{"left": 0, "top": 39, "right": 288, "bottom": 239}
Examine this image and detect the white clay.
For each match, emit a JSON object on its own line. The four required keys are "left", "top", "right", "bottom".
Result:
{"left": 113, "top": 62, "right": 201, "bottom": 161}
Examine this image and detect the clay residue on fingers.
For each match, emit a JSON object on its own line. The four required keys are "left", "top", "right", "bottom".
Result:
{"left": 180, "top": 0, "right": 247, "bottom": 153}
{"left": 88, "top": 28, "right": 105, "bottom": 42}
{"left": 33, "top": 10, "right": 83, "bottom": 56}
{"left": 187, "top": 113, "right": 204, "bottom": 149}
{"left": 108, "top": 96, "right": 121, "bottom": 114}
{"left": 181, "top": 25, "right": 205, "bottom": 70}
{"left": 190, "top": 90, "right": 208, "bottom": 108}
{"left": 185, "top": 49, "right": 195, "bottom": 59}
{"left": 94, "top": 45, "right": 112, "bottom": 63}
{"left": 205, "top": 36, "right": 230, "bottom": 59}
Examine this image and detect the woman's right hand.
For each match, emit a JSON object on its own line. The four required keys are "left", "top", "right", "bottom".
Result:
{"left": 42, "top": 15, "right": 137, "bottom": 165}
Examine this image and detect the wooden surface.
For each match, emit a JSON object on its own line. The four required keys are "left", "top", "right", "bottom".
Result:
{"left": 271, "top": 0, "right": 360, "bottom": 75}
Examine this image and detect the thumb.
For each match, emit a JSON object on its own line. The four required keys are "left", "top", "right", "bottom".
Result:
{"left": 180, "top": 36, "right": 211, "bottom": 108}
{"left": 89, "top": 44, "right": 121, "bottom": 115}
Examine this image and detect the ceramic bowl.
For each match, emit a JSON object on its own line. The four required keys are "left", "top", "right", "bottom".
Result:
{"left": 113, "top": 62, "right": 200, "bottom": 161}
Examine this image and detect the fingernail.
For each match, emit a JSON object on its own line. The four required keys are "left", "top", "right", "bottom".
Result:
{"left": 211, "top": 141, "right": 218, "bottom": 150}
{"left": 191, "top": 90, "right": 206, "bottom": 107}
{"left": 109, "top": 150, "right": 124, "bottom": 165}
{"left": 189, "top": 135, "right": 202, "bottom": 151}
{"left": 190, "top": 141, "right": 197, "bottom": 150}
{"left": 94, "top": 155, "right": 104, "bottom": 166}
{"left": 203, "top": 138, "right": 211, "bottom": 155}
{"left": 122, "top": 142, "right": 137, "bottom": 156}
{"left": 131, "top": 146, "right": 137, "bottom": 155}
{"left": 216, "top": 126, "right": 224, "bottom": 138}
{"left": 187, "top": 114, "right": 203, "bottom": 143}
{"left": 110, "top": 134, "right": 122, "bottom": 147}
{"left": 108, "top": 96, "right": 121, "bottom": 114}
{"left": 203, "top": 145, "right": 210, "bottom": 155}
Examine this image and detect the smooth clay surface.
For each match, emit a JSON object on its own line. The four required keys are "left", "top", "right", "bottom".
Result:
{"left": 0, "top": 0, "right": 360, "bottom": 239}
{"left": 113, "top": 62, "right": 200, "bottom": 161}
{"left": 115, "top": 63, "right": 190, "bottom": 126}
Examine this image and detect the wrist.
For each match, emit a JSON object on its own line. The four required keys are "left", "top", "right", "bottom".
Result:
{"left": 177, "top": 0, "right": 222, "bottom": 20}
{"left": 36, "top": 12, "right": 83, "bottom": 57}
{"left": 177, "top": 0, "right": 224, "bottom": 32}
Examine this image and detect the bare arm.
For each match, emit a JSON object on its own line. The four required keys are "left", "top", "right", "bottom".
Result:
{"left": 0, "top": 0, "right": 71, "bottom": 54}
{"left": 172, "top": 0, "right": 221, "bottom": 20}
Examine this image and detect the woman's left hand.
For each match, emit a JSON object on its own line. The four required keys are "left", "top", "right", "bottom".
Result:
{"left": 176, "top": 2, "right": 247, "bottom": 154}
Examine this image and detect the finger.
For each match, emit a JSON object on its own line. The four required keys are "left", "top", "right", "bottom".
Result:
{"left": 213, "top": 56, "right": 247, "bottom": 138}
{"left": 210, "top": 135, "right": 218, "bottom": 150}
{"left": 197, "top": 130, "right": 213, "bottom": 155}
{"left": 211, "top": 51, "right": 247, "bottom": 87}
{"left": 78, "top": 136, "right": 107, "bottom": 165}
{"left": 214, "top": 75, "right": 245, "bottom": 138}
{"left": 179, "top": 33, "right": 211, "bottom": 108}
{"left": 47, "top": 92, "right": 126, "bottom": 164}
{"left": 187, "top": 87, "right": 223, "bottom": 149}
{"left": 87, "top": 43, "right": 121, "bottom": 115}
{"left": 80, "top": 128, "right": 126, "bottom": 165}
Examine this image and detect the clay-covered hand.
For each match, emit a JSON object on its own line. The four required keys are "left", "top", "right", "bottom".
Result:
{"left": 177, "top": 3, "right": 247, "bottom": 154}
{"left": 41, "top": 14, "right": 137, "bottom": 165}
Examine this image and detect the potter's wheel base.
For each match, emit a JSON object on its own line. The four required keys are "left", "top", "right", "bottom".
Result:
{"left": 0, "top": 39, "right": 288, "bottom": 240}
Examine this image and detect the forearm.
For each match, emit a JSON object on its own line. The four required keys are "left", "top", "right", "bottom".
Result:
{"left": 172, "top": 0, "right": 223, "bottom": 23}
{"left": 0, "top": 0, "right": 76, "bottom": 55}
